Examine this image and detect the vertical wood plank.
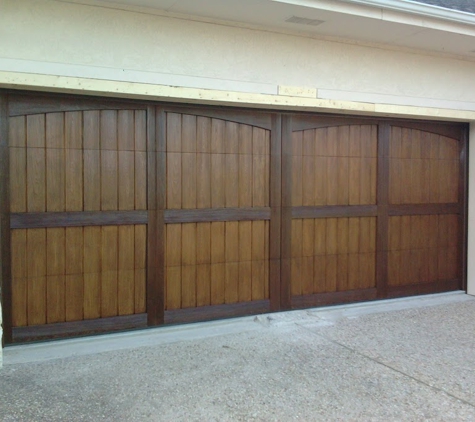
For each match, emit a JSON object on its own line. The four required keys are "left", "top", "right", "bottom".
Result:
{"left": 197, "top": 152, "right": 211, "bottom": 209}
{"left": 225, "top": 221, "right": 239, "bottom": 303}
{"left": 65, "top": 112, "right": 83, "bottom": 149}
{"left": 101, "top": 150, "right": 118, "bottom": 211}
{"left": 196, "top": 222, "right": 211, "bottom": 306}
{"left": 27, "top": 229, "right": 47, "bottom": 325}
{"left": 118, "top": 225, "right": 135, "bottom": 315}
{"left": 182, "top": 149, "right": 197, "bottom": 209}
{"left": 135, "top": 151, "right": 147, "bottom": 210}
{"left": 226, "top": 153, "right": 239, "bottom": 208}
{"left": 167, "top": 152, "right": 182, "bottom": 209}
{"left": 10, "top": 146, "right": 26, "bottom": 213}
{"left": 84, "top": 226, "right": 101, "bottom": 320}
{"left": 291, "top": 131, "right": 302, "bottom": 207}
{"left": 166, "top": 113, "right": 182, "bottom": 152}
{"left": 269, "top": 114, "right": 282, "bottom": 310}
{"left": 84, "top": 111, "right": 101, "bottom": 211}
{"left": 376, "top": 124, "right": 390, "bottom": 297}
{"left": 148, "top": 107, "right": 165, "bottom": 324}
{"left": 118, "top": 110, "right": 135, "bottom": 151}
{"left": 65, "top": 227, "right": 84, "bottom": 321}
{"left": 210, "top": 222, "right": 225, "bottom": 305}
{"left": 134, "top": 225, "right": 147, "bottom": 313}
{"left": 239, "top": 221, "right": 252, "bottom": 302}
{"left": 252, "top": 129, "right": 266, "bottom": 207}
{"left": 118, "top": 150, "right": 135, "bottom": 210}
{"left": 46, "top": 113, "right": 65, "bottom": 212}
{"left": 46, "top": 228, "right": 65, "bottom": 323}
{"left": 101, "top": 226, "right": 118, "bottom": 317}
{"left": 211, "top": 153, "right": 225, "bottom": 208}
{"left": 291, "top": 219, "right": 303, "bottom": 296}
{"left": 280, "top": 115, "right": 292, "bottom": 309}
{"left": 63, "top": 114, "right": 84, "bottom": 273}
{"left": 197, "top": 116, "right": 211, "bottom": 154}
{"left": 182, "top": 223, "right": 197, "bottom": 308}
{"left": 26, "top": 147, "right": 46, "bottom": 212}
{"left": 101, "top": 111, "right": 118, "bottom": 210}
{"left": 11, "top": 230, "right": 27, "bottom": 328}
{"left": 65, "top": 148, "right": 83, "bottom": 211}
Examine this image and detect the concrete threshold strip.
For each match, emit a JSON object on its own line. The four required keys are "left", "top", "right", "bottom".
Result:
{"left": 3, "top": 291, "right": 471, "bottom": 366}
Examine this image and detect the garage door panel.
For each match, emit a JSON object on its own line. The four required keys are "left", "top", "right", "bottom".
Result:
{"left": 165, "top": 220, "right": 270, "bottom": 310}
{"left": 389, "top": 128, "right": 459, "bottom": 205}
{"left": 11, "top": 223, "right": 147, "bottom": 326}
{"left": 292, "top": 125, "right": 377, "bottom": 207}
{"left": 5, "top": 96, "right": 466, "bottom": 342}
{"left": 166, "top": 114, "right": 270, "bottom": 210}
{"left": 387, "top": 214, "right": 458, "bottom": 287}
{"left": 291, "top": 217, "right": 377, "bottom": 296}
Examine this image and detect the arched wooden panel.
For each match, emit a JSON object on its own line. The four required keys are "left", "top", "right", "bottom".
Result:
{"left": 291, "top": 125, "right": 377, "bottom": 207}
{"left": 9, "top": 109, "right": 148, "bottom": 328}
{"left": 164, "top": 112, "right": 271, "bottom": 311}
{"left": 389, "top": 127, "right": 459, "bottom": 205}
{"left": 289, "top": 123, "right": 378, "bottom": 302}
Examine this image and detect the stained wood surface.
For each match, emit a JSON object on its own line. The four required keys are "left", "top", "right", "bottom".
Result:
{"left": 11, "top": 225, "right": 147, "bottom": 326}
{"left": 6, "top": 97, "right": 467, "bottom": 339}
{"left": 388, "top": 214, "right": 458, "bottom": 286}
{"left": 291, "top": 125, "right": 377, "bottom": 207}
{"left": 165, "top": 220, "right": 270, "bottom": 310}
{"left": 291, "top": 217, "right": 377, "bottom": 296}
{"left": 10, "top": 108, "right": 148, "bottom": 327}
{"left": 10, "top": 111, "right": 147, "bottom": 214}
{"left": 164, "top": 113, "right": 271, "bottom": 310}
{"left": 166, "top": 113, "right": 270, "bottom": 210}
{"left": 389, "top": 128, "right": 459, "bottom": 204}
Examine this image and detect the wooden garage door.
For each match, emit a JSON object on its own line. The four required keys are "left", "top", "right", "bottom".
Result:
{"left": 8, "top": 102, "right": 149, "bottom": 339}
{"left": 162, "top": 109, "right": 281, "bottom": 322}
{"left": 286, "top": 116, "right": 467, "bottom": 308}
{"left": 287, "top": 119, "right": 379, "bottom": 307}
{"left": 1, "top": 93, "right": 467, "bottom": 343}
{"left": 387, "top": 125, "right": 463, "bottom": 296}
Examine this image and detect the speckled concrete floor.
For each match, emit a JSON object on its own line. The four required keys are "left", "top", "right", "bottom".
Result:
{"left": 2, "top": 292, "right": 475, "bottom": 421}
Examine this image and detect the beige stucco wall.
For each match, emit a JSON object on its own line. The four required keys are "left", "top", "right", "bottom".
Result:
{"left": 2, "top": 0, "right": 475, "bottom": 114}
{"left": 0, "top": 0, "right": 474, "bottom": 335}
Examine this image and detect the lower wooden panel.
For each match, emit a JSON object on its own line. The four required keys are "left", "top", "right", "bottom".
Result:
{"left": 387, "top": 279, "right": 461, "bottom": 298}
{"left": 291, "top": 217, "right": 376, "bottom": 296}
{"left": 165, "top": 220, "right": 270, "bottom": 310}
{"left": 11, "top": 224, "right": 147, "bottom": 327}
{"left": 387, "top": 215, "right": 459, "bottom": 287}
{"left": 291, "top": 288, "right": 377, "bottom": 309}
{"left": 12, "top": 313, "right": 147, "bottom": 343}
{"left": 165, "top": 299, "right": 270, "bottom": 325}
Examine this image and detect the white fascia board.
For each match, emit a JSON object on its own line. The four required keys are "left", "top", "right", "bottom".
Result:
{"left": 271, "top": 0, "right": 475, "bottom": 26}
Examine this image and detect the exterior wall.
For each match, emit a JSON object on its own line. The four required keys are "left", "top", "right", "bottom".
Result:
{"left": 1, "top": 0, "right": 475, "bottom": 115}
{"left": 0, "top": 0, "right": 474, "bottom": 348}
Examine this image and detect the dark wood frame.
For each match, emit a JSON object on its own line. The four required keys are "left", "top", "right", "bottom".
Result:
{"left": 0, "top": 94, "right": 11, "bottom": 345}
{"left": 1, "top": 90, "right": 469, "bottom": 344}
{"left": 285, "top": 114, "right": 469, "bottom": 308}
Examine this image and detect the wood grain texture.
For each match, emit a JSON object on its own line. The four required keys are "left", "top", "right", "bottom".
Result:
{"left": 5, "top": 97, "right": 467, "bottom": 341}
{"left": 389, "top": 128, "right": 459, "bottom": 205}
{"left": 165, "top": 220, "right": 270, "bottom": 310}
{"left": 291, "top": 217, "right": 377, "bottom": 296}
{"left": 1, "top": 95, "right": 12, "bottom": 342}
{"left": 292, "top": 125, "right": 377, "bottom": 208}
{"left": 11, "top": 210, "right": 148, "bottom": 229}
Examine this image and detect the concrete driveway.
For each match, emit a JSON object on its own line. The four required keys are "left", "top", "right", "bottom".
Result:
{"left": 1, "top": 291, "right": 475, "bottom": 421}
